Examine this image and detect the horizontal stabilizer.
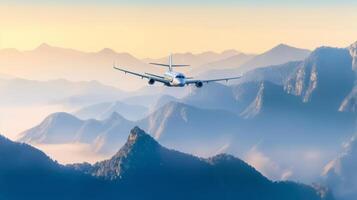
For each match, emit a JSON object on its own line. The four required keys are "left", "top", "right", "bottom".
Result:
{"left": 149, "top": 63, "right": 190, "bottom": 67}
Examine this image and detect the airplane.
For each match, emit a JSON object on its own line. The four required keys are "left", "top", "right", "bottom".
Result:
{"left": 113, "top": 54, "right": 241, "bottom": 88}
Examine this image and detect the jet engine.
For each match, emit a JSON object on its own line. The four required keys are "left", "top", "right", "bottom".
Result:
{"left": 148, "top": 79, "right": 155, "bottom": 85}
{"left": 195, "top": 81, "right": 203, "bottom": 88}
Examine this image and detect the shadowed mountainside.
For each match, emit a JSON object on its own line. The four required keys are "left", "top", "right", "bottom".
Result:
{"left": 2, "top": 127, "right": 333, "bottom": 200}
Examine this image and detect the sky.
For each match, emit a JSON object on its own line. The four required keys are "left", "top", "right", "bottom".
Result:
{"left": 0, "top": 0, "right": 357, "bottom": 58}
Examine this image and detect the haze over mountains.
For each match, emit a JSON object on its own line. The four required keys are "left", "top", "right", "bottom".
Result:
{"left": 0, "top": 42, "right": 311, "bottom": 137}
{"left": 238, "top": 44, "right": 311, "bottom": 72}
{"left": 0, "top": 78, "right": 127, "bottom": 107}
{"left": 191, "top": 52, "right": 255, "bottom": 74}
{"left": 0, "top": 77, "right": 132, "bottom": 138}
{"left": 18, "top": 112, "right": 134, "bottom": 154}
{"left": 0, "top": 43, "right": 310, "bottom": 90}
{"left": 0, "top": 43, "right": 151, "bottom": 90}
{"left": 0, "top": 127, "right": 333, "bottom": 200}
{"left": 143, "top": 49, "right": 242, "bottom": 69}
{"left": 16, "top": 41, "right": 357, "bottom": 184}
{"left": 74, "top": 101, "right": 148, "bottom": 121}
{"left": 4, "top": 41, "right": 357, "bottom": 200}
{"left": 323, "top": 135, "right": 357, "bottom": 200}
{"left": 197, "top": 44, "right": 311, "bottom": 79}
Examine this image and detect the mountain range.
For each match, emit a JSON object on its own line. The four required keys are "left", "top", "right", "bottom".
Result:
{"left": 18, "top": 102, "right": 241, "bottom": 156}
{"left": 143, "top": 49, "right": 242, "bottom": 68}
{"left": 238, "top": 44, "right": 311, "bottom": 72}
{"left": 73, "top": 100, "right": 148, "bottom": 121}
{"left": 0, "top": 43, "right": 149, "bottom": 90}
{"left": 1, "top": 127, "right": 333, "bottom": 200}
{"left": 16, "top": 41, "right": 357, "bottom": 179}
{"left": 0, "top": 43, "right": 311, "bottom": 90}
{"left": 0, "top": 78, "right": 128, "bottom": 107}
{"left": 196, "top": 44, "right": 310, "bottom": 79}
{"left": 17, "top": 112, "right": 134, "bottom": 154}
{"left": 190, "top": 52, "right": 255, "bottom": 74}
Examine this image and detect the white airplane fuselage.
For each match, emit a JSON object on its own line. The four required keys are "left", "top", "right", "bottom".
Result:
{"left": 163, "top": 71, "right": 186, "bottom": 87}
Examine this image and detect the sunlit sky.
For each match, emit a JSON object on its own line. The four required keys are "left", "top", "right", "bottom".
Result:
{"left": 1, "top": 0, "right": 357, "bottom": 58}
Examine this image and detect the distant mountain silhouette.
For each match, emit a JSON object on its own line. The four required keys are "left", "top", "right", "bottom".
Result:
{"left": 0, "top": 43, "right": 311, "bottom": 90}
{"left": 239, "top": 44, "right": 311, "bottom": 72}
{"left": 18, "top": 112, "right": 83, "bottom": 143}
{"left": 197, "top": 44, "right": 309, "bottom": 83}
{"left": 0, "top": 78, "right": 128, "bottom": 107}
{"left": 143, "top": 50, "right": 241, "bottom": 68}
{"left": 237, "top": 61, "right": 301, "bottom": 85}
{"left": 0, "top": 44, "right": 245, "bottom": 89}
{"left": 74, "top": 100, "right": 148, "bottom": 121}
{"left": 18, "top": 112, "right": 134, "bottom": 154}
{"left": 191, "top": 52, "right": 255, "bottom": 74}
{"left": 0, "top": 43, "right": 151, "bottom": 89}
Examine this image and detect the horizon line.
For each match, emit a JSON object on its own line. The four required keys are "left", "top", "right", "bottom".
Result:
{"left": 0, "top": 42, "right": 317, "bottom": 60}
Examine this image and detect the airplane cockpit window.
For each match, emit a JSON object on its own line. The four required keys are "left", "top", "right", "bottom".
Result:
{"left": 176, "top": 75, "right": 185, "bottom": 79}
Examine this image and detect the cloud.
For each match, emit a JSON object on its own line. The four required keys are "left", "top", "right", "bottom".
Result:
{"left": 281, "top": 170, "right": 293, "bottom": 180}
{"left": 0, "top": 105, "right": 70, "bottom": 140}
{"left": 214, "top": 143, "right": 231, "bottom": 155}
{"left": 34, "top": 143, "right": 109, "bottom": 164}
{"left": 244, "top": 145, "right": 292, "bottom": 181}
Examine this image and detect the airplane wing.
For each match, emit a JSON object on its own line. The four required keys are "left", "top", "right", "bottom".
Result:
{"left": 186, "top": 76, "right": 241, "bottom": 85}
{"left": 145, "top": 72, "right": 165, "bottom": 79}
{"left": 113, "top": 67, "right": 170, "bottom": 84}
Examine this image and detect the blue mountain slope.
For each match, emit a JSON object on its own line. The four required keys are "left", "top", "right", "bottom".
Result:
{"left": 285, "top": 47, "right": 355, "bottom": 110}
{"left": 69, "top": 127, "right": 332, "bottom": 200}
{"left": 323, "top": 135, "right": 357, "bottom": 200}
{"left": 18, "top": 112, "right": 134, "bottom": 154}
{"left": 1, "top": 128, "right": 332, "bottom": 200}
{"left": 137, "top": 101, "right": 242, "bottom": 154}
{"left": 239, "top": 44, "right": 311, "bottom": 72}
{"left": 0, "top": 134, "right": 102, "bottom": 200}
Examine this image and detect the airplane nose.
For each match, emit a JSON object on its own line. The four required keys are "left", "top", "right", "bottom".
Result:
{"left": 180, "top": 79, "right": 185, "bottom": 85}
{"left": 177, "top": 78, "right": 185, "bottom": 86}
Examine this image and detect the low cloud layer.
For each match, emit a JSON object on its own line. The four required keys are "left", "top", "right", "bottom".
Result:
{"left": 245, "top": 145, "right": 292, "bottom": 181}
{"left": 35, "top": 143, "right": 109, "bottom": 164}
{"left": 323, "top": 135, "right": 357, "bottom": 200}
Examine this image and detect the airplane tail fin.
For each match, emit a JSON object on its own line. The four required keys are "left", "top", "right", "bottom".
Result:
{"left": 149, "top": 54, "right": 189, "bottom": 71}
{"left": 169, "top": 53, "right": 173, "bottom": 71}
